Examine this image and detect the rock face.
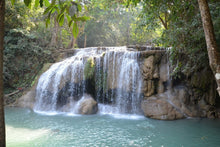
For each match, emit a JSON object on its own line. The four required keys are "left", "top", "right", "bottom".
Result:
{"left": 16, "top": 89, "right": 36, "bottom": 109}
{"left": 78, "top": 95, "right": 98, "bottom": 115}
{"left": 141, "top": 87, "right": 193, "bottom": 120}
{"left": 140, "top": 52, "right": 219, "bottom": 120}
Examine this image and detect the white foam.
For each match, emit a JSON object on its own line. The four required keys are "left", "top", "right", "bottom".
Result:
{"left": 34, "top": 110, "right": 62, "bottom": 116}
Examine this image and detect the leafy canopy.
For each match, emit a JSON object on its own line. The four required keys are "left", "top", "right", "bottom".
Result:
{"left": 11, "top": 0, "right": 90, "bottom": 38}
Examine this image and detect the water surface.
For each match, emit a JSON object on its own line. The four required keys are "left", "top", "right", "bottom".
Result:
{"left": 5, "top": 107, "right": 220, "bottom": 147}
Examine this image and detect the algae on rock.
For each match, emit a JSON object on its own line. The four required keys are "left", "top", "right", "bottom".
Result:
{"left": 84, "top": 57, "right": 95, "bottom": 80}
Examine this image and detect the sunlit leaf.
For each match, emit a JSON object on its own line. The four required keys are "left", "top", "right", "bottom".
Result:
{"left": 75, "top": 16, "right": 90, "bottom": 21}
{"left": 58, "top": 14, "right": 65, "bottom": 26}
{"left": 66, "top": 15, "right": 71, "bottom": 23}
{"left": 84, "top": 5, "right": 88, "bottom": 11}
{"left": 44, "top": 0, "right": 50, "bottom": 7}
{"left": 35, "top": 0, "right": 39, "bottom": 7}
{"left": 72, "top": 22, "right": 79, "bottom": 38}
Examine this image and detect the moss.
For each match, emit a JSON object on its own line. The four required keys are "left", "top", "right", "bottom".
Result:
{"left": 31, "top": 63, "right": 53, "bottom": 87}
{"left": 84, "top": 57, "right": 95, "bottom": 80}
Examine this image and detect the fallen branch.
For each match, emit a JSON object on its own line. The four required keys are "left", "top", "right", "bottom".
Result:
{"left": 4, "top": 90, "right": 20, "bottom": 98}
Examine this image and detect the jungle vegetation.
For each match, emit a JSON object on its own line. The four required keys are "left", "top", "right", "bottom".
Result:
{"left": 0, "top": 0, "right": 219, "bottom": 146}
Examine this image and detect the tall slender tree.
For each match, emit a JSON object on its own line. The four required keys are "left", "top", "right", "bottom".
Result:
{"left": 0, "top": 0, "right": 5, "bottom": 146}
{"left": 198, "top": 0, "right": 220, "bottom": 96}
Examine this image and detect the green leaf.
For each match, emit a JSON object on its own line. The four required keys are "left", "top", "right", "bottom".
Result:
{"left": 68, "top": 20, "right": 73, "bottom": 27}
{"left": 58, "top": 14, "right": 65, "bottom": 26}
{"left": 45, "top": 18, "right": 50, "bottom": 28}
{"left": 77, "top": 4, "right": 82, "bottom": 12}
{"left": 74, "top": 16, "right": 90, "bottom": 22}
{"left": 43, "top": 5, "right": 54, "bottom": 15}
{"left": 44, "top": 0, "right": 50, "bottom": 7}
{"left": 24, "top": 0, "right": 32, "bottom": 7}
{"left": 35, "top": 0, "right": 39, "bottom": 7}
{"left": 84, "top": 5, "right": 88, "bottom": 11}
{"left": 51, "top": 6, "right": 58, "bottom": 14}
{"left": 72, "top": 22, "right": 79, "bottom": 38}
{"left": 11, "top": 0, "right": 15, "bottom": 5}
{"left": 66, "top": 15, "right": 71, "bottom": 23}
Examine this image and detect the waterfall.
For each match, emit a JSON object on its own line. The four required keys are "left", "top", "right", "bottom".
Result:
{"left": 34, "top": 47, "right": 143, "bottom": 115}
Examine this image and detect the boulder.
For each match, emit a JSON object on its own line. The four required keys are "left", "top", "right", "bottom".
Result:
{"left": 141, "top": 84, "right": 216, "bottom": 120}
{"left": 78, "top": 95, "right": 98, "bottom": 115}
{"left": 141, "top": 96, "right": 185, "bottom": 120}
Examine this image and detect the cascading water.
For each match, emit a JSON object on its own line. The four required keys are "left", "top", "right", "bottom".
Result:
{"left": 34, "top": 47, "right": 143, "bottom": 115}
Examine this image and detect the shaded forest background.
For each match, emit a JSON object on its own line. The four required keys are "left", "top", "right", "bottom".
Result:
{"left": 3, "top": 0, "right": 220, "bottom": 99}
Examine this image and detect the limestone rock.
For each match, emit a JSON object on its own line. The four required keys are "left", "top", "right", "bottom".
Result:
{"left": 16, "top": 89, "right": 36, "bottom": 109}
{"left": 78, "top": 95, "right": 98, "bottom": 115}
{"left": 142, "top": 80, "right": 155, "bottom": 97}
{"left": 141, "top": 96, "right": 185, "bottom": 120}
{"left": 142, "top": 55, "right": 154, "bottom": 80}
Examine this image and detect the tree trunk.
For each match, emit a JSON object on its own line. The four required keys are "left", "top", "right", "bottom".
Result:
{"left": 67, "top": 35, "right": 76, "bottom": 49}
{"left": 198, "top": 0, "right": 220, "bottom": 96}
{"left": 0, "top": 0, "right": 6, "bottom": 146}
{"left": 49, "top": 16, "right": 59, "bottom": 47}
{"left": 84, "top": 34, "right": 87, "bottom": 48}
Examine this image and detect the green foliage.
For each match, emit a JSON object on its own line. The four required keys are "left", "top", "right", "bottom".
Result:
{"left": 4, "top": 29, "right": 54, "bottom": 88}
{"left": 6, "top": 1, "right": 44, "bottom": 31}
{"left": 84, "top": 57, "right": 95, "bottom": 80}
{"left": 10, "top": 0, "right": 90, "bottom": 38}
{"left": 124, "top": 0, "right": 220, "bottom": 79}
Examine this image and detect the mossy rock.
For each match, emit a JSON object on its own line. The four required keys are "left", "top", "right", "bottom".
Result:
{"left": 84, "top": 57, "right": 95, "bottom": 80}
{"left": 190, "top": 69, "right": 213, "bottom": 91}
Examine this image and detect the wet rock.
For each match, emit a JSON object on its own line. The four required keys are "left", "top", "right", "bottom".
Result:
{"left": 78, "top": 95, "right": 98, "bottom": 115}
